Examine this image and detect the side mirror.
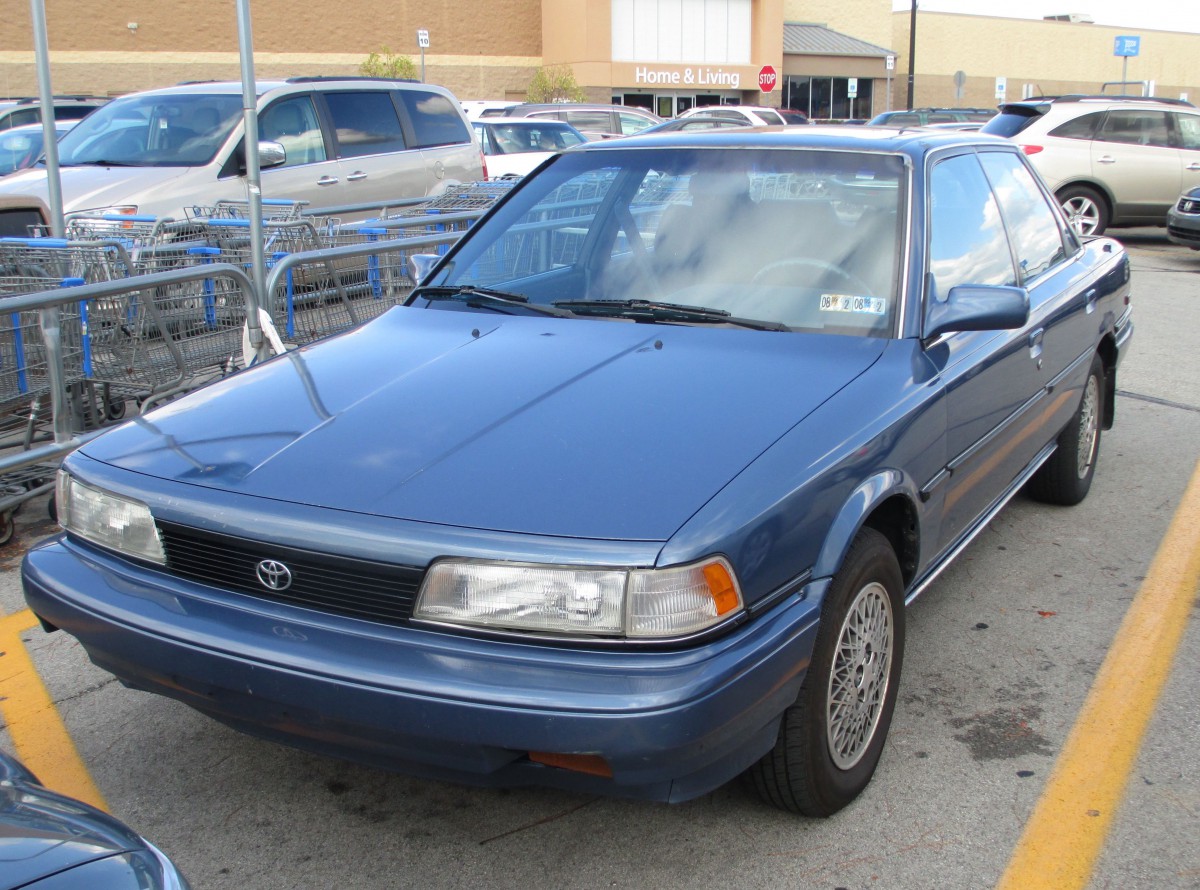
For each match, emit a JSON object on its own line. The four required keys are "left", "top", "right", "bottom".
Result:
{"left": 258, "top": 140, "right": 286, "bottom": 170}
{"left": 409, "top": 253, "right": 441, "bottom": 285}
{"left": 924, "top": 284, "right": 1029, "bottom": 340}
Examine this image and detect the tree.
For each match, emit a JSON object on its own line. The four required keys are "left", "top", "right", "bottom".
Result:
{"left": 526, "top": 65, "right": 585, "bottom": 103}
{"left": 360, "top": 47, "right": 418, "bottom": 81}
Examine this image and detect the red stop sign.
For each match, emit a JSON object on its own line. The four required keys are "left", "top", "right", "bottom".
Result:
{"left": 758, "top": 65, "right": 778, "bottom": 92}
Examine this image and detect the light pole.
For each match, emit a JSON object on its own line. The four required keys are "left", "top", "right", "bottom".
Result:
{"left": 906, "top": 0, "right": 917, "bottom": 110}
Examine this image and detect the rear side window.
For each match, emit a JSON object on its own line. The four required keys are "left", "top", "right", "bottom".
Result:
{"left": 397, "top": 90, "right": 470, "bottom": 148}
{"left": 566, "top": 110, "right": 613, "bottom": 133}
{"left": 981, "top": 106, "right": 1047, "bottom": 138}
{"left": 54, "top": 106, "right": 98, "bottom": 122}
{"left": 1049, "top": 111, "right": 1103, "bottom": 141}
{"left": 324, "top": 91, "right": 407, "bottom": 158}
{"left": 3, "top": 108, "right": 38, "bottom": 129}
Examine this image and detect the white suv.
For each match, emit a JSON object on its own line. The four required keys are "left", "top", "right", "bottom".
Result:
{"left": 982, "top": 95, "right": 1200, "bottom": 236}
{"left": 0, "top": 78, "right": 483, "bottom": 234}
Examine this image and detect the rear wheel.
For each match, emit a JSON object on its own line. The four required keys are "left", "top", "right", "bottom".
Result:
{"left": 746, "top": 527, "right": 905, "bottom": 816}
{"left": 1058, "top": 185, "right": 1108, "bottom": 237}
{"left": 1026, "top": 354, "right": 1104, "bottom": 506}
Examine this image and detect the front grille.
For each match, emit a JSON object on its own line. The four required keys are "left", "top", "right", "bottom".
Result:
{"left": 1177, "top": 198, "right": 1200, "bottom": 214}
{"left": 157, "top": 521, "right": 423, "bottom": 625}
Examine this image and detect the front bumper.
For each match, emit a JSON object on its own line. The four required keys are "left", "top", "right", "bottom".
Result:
{"left": 23, "top": 536, "right": 821, "bottom": 802}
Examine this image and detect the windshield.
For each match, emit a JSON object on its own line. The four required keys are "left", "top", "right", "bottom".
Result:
{"left": 416, "top": 146, "right": 906, "bottom": 337}
{"left": 56, "top": 93, "right": 243, "bottom": 167}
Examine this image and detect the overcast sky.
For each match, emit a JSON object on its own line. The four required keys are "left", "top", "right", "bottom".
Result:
{"left": 890, "top": 1, "right": 1200, "bottom": 34}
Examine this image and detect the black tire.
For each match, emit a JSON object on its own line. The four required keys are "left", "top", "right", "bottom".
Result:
{"left": 0, "top": 510, "right": 14, "bottom": 546}
{"left": 1026, "top": 354, "right": 1104, "bottom": 506}
{"left": 1057, "top": 185, "right": 1109, "bottom": 237}
{"left": 746, "top": 527, "right": 905, "bottom": 816}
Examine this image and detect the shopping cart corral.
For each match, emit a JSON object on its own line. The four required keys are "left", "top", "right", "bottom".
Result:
{"left": 0, "top": 263, "right": 258, "bottom": 542}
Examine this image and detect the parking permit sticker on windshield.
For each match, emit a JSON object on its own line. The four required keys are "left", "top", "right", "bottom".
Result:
{"left": 820, "top": 294, "right": 887, "bottom": 315}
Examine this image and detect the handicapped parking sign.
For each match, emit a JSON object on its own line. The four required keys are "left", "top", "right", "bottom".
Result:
{"left": 1114, "top": 36, "right": 1140, "bottom": 57}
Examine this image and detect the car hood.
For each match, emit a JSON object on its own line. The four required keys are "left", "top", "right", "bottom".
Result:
{"left": 83, "top": 308, "right": 887, "bottom": 540}
{"left": 0, "top": 751, "right": 141, "bottom": 890}
{"left": 0, "top": 164, "right": 193, "bottom": 215}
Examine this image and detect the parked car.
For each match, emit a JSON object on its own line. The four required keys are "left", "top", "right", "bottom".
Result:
{"left": 636, "top": 115, "right": 750, "bottom": 135}
{"left": 0, "top": 95, "right": 108, "bottom": 131}
{"left": 869, "top": 107, "right": 995, "bottom": 127}
{"left": 460, "top": 99, "right": 520, "bottom": 119}
{"left": 0, "top": 78, "right": 483, "bottom": 235}
{"left": 0, "top": 747, "right": 190, "bottom": 890}
{"left": 472, "top": 118, "right": 587, "bottom": 178}
{"left": 779, "top": 109, "right": 811, "bottom": 125}
{"left": 678, "top": 105, "right": 789, "bottom": 126}
{"left": 0, "top": 120, "right": 75, "bottom": 176}
{"left": 1166, "top": 185, "right": 1200, "bottom": 248}
{"left": 482, "top": 102, "right": 662, "bottom": 139}
{"left": 981, "top": 94, "right": 1200, "bottom": 236}
{"left": 24, "top": 126, "right": 1132, "bottom": 818}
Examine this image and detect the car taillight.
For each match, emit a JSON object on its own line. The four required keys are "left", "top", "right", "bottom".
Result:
{"left": 1020, "top": 144, "right": 1044, "bottom": 155}
{"left": 480, "top": 150, "right": 489, "bottom": 181}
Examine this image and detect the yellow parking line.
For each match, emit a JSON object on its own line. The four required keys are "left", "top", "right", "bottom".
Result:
{"left": 0, "top": 609, "right": 108, "bottom": 811}
{"left": 996, "top": 459, "right": 1200, "bottom": 890}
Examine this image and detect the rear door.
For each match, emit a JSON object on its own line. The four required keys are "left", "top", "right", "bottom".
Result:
{"left": 319, "top": 89, "right": 427, "bottom": 210}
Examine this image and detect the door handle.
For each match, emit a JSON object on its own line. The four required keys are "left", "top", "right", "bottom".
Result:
{"left": 1096, "top": 155, "right": 1116, "bottom": 164}
{"left": 346, "top": 171, "right": 368, "bottom": 182}
{"left": 1029, "top": 327, "right": 1044, "bottom": 364}
{"left": 1188, "top": 162, "right": 1200, "bottom": 170}
{"left": 1084, "top": 287, "right": 1098, "bottom": 314}
{"left": 317, "top": 176, "right": 339, "bottom": 186}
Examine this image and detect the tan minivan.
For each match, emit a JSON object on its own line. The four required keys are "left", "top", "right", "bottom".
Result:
{"left": 0, "top": 78, "right": 483, "bottom": 235}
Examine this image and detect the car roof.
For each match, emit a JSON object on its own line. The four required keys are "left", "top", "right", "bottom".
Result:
{"left": 596, "top": 124, "right": 1012, "bottom": 158}
{"left": 102, "top": 78, "right": 447, "bottom": 100}
{"left": 474, "top": 118, "right": 577, "bottom": 128}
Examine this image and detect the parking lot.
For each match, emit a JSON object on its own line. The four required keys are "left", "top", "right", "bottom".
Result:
{"left": 0, "top": 228, "right": 1197, "bottom": 890}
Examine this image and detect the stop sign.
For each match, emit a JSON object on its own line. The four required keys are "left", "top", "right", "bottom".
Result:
{"left": 758, "top": 65, "right": 778, "bottom": 92}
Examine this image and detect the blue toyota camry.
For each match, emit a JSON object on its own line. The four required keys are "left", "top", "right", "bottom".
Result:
{"left": 23, "top": 126, "right": 1132, "bottom": 816}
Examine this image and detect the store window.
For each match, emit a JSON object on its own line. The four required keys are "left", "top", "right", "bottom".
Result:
{"left": 784, "top": 76, "right": 874, "bottom": 122}
{"left": 612, "top": 0, "right": 750, "bottom": 64}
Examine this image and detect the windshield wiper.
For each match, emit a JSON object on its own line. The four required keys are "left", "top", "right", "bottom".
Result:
{"left": 553, "top": 299, "right": 789, "bottom": 331}
{"left": 418, "top": 285, "right": 575, "bottom": 317}
{"left": 61, "top": 159, "right": 138, "bottom": 168}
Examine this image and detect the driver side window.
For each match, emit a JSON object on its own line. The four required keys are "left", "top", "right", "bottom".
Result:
{"left": 260, "top": 96, "right": 327, "bottom": 167}
{"left": 928, "top": 153, "right": 1017, "bottom": 302}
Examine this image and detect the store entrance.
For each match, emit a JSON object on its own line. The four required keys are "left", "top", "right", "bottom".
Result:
{"left": 622, "top": 94, "right": 737, "bottom": 119}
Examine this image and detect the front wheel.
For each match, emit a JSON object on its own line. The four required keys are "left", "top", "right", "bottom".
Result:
{"left": 1026, "top": 354, "right": 1104, "bottom": 506}
{"left": 746, "top": 527, "right": 905, "bottom": 816}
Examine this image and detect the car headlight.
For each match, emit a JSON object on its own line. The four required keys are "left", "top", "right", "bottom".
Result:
{"left": 414, "top": 557, "right": 743, "bottom": 639}
{"left": 56, "top": 470, "right": 165, "bottom": 564}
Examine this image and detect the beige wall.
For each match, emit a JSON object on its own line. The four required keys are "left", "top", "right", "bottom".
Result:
{"left": 0, "top": 0, "right": 543, "bottom": 98}
{"left": 891, "top": 12, "right": 1200, "bottom": 110}
{"left": 785, "top": 0, "right": 893, "bottom": 53}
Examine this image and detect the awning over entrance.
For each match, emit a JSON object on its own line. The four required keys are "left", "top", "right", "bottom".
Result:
{"left": 783, "top": 22, "right": 895, "bottom": 60}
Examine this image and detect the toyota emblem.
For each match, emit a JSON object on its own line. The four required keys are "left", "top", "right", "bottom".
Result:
{"left": 256, "top": 559, "right": 293, "bottom": 591}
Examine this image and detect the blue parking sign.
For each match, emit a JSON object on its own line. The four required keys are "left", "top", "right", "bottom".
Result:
{"left": 1114, "top": 35, "right": 1140, "bottom": 57}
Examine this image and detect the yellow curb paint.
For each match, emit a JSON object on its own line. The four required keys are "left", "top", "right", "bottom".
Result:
{"left": 996, "top": 459, "right": 1200, "bottom": 890}
{"left": 0, "top": 609, "right": 108, "bottom": 811}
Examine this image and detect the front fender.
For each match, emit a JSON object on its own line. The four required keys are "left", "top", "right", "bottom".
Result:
{"left": 811, "top": 470, "right": 918, "bottom": 582}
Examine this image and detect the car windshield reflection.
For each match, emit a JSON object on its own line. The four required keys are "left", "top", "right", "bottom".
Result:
{"left": 56, "top": 93, "right": 243, "bottom": 168}
{"left": 417, "top": 147, "right": 906, "bottom": 336}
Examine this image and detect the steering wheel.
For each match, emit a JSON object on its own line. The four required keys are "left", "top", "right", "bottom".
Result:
{"left": 751, "top": 257, "right": 874, "bottom": 295}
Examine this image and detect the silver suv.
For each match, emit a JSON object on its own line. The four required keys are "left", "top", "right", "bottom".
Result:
{"left": 0, "top": 95, "right": 108, "bottom": 131}
{"left": 0, "top": 78, "right": 482, "bottom": 234}
{"left": 982, "top": 95, "right": 1200, "bottom": 236}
